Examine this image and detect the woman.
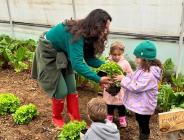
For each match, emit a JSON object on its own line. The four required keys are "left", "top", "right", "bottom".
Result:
{"left": 31, "top": 9, "right": 112, "bottom": 128}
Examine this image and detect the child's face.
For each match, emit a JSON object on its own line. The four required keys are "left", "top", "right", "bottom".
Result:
{"left": 111, "top": 50, "right": 123, "bottom": 62}
{"left": 135, "top": 57, "right": 143, "bottom": 67}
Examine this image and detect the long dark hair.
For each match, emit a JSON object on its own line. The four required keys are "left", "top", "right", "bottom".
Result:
{"left": 64, "top": 9, "right": 112, "bottom": 55}
{"left": 141, "top": 59, "right": 163, "bottom": 72}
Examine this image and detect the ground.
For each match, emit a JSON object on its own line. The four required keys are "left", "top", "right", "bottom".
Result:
{"left": 0, "top": 70, "right": 160, "bottom": 140}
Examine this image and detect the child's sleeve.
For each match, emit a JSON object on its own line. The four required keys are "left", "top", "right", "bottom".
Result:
{"left": 127, "top": 62, "right": 133, "bottom": 74}
{"left": 121, "top": 73, "right": 156, "bottom": 93}
{"left": 125, "top": 61, "right": 133, "bottom": 74}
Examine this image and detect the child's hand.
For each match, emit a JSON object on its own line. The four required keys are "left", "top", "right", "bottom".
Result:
{"left": 114, "top": 75, "right": 124, "bottom": 81}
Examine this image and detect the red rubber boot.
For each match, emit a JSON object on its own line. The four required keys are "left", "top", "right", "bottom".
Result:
{"left": 67, "top": 94, "right": 81, "bottom": 121}
{"left": 52, "top": 98, "right": 65, "bottom": 128}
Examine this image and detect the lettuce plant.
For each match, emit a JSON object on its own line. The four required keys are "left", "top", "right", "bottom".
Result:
{"left": 13, "top": 103, "right": 38, "bottom": 124}
{"left": 58, "top": 121, "right": 87, "bottom": 140}
{"left": 97, "top": 61, "right": 124, "bottom": 96}
{"left": 0, "top": 93, "right": 20, "bottom": 115}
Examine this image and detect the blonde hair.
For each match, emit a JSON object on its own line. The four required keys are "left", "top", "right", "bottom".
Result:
{"left": 110, "top": 41, "right": 125, "bottom": 55}
{"left": 87, "top": 98, "right": 107, "bottom": 122}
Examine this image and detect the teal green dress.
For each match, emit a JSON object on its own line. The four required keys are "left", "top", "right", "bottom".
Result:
{"left": 32, "top": 23, "right": 104, "bottom": 98}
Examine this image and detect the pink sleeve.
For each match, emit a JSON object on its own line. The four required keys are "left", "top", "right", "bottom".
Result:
{"left": 125, "top": 61, "right": 133, "bottom": 74}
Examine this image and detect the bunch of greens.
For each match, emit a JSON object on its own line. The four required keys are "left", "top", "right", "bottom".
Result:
{"left": 158, "top": 84, "right": 184, "bottom": 111}
{"left": 171, "top": 73, "right": 184, "bottom": 92}
{"left": 171, "top": 92, "right": 184, "bottom": 109}
{"left": 0, "top": 93, "right": 20, "bottom": 115}
{"left": 0, "top": 34, "right": 36, "bottom": 72}
{"left": 158, "top": 84, "right": 175, "bottom": 112}
{"left": 162, "top": 58, "right": 175, "bottom": 83}
{"left": 13, "top": 103, "right": 38, "bottom": 124}
{"left": 96, "top": 61, "right": 124, "bottom": 96}
{"left": 96, "top": 61, "right": 123, "bottom": 78}
{"left": 58, "top": 121, "right": 87, "bottom": 140}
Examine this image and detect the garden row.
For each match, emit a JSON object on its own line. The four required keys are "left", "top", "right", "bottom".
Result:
{"left": 0, "top": 92, "right": 87, "bottom": 140}
{"left": 1, "top": 35, "right": 184, "bottom": 111}
{"left": 0, "top": 35, "right": 36, "bottom": 72}
{"left": 0, "top": 93, "right": 38, "bottom": 124}
{"left": 0, "top": 35, "right": 184, "bottom": 139}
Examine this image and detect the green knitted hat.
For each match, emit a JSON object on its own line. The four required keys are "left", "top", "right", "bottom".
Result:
{"left": 133, "top": 40, "right": 157, "bottom": 60}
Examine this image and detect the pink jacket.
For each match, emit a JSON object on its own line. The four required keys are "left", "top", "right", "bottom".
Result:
{"left": 103, "top": 56, "right": 133, "bottom": 105}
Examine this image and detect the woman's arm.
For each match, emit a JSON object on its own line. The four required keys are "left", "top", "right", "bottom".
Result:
{"left": 85, "top": 57, "right": 104, "bottom": 68}
{"left": 68, "top": 39, "right": 101, "bottom": 83}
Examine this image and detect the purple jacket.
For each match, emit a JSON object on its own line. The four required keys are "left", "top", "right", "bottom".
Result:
{"left": 121, "top": 66, "right": 162, "bottom": 115}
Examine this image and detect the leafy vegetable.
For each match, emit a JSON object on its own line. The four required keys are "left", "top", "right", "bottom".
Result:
{"left": 13, "top": 103, "right": 38, "bottom": 124}
{"left": 96, "top": 61, "right": 124, "bottom": 96}
{"left": 158, "top": 85, "right": 184, "bottom": 111}
{"left": 158, "top": 84, "right": 175, "bottom": 112}
{"left": 162, "top": 58, "right": 175, "bottom": 83}
{"left": 0, "top": 93, "right": 20, "bottom": 115}
{"left": 58, "top": 121, "right": 87, "bottom": 140}
{"left": 171, "top": 74, "right": 184, "bottom": 92}
{"left": 96, "top": 61, "right": 123, "bottom": 78}
{"left": 172, "top": 92, "right": 184, "bottom": 109}
{"left": 0, "top": 34, "right": 36, "bottom": 72}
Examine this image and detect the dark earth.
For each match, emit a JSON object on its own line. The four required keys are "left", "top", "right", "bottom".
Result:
{"left": 0, "top": 70, "right": 160, "bottom": 140}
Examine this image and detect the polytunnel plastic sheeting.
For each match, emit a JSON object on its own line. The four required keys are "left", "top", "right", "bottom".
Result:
{"left": 0, "top": 0, "right": 183, "bottom": 36}
{"left": 75, "top": 0, "right": 183, "bottom": 36}
{"left": 1, "top": 0, "right": 74, "bottom": 25}
{"left": 0, "top": 0, "right": 9, "bottom": 21}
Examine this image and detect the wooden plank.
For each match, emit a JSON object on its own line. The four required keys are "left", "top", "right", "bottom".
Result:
{"left": 159, "top": 110, "right": 184, "bottom": 133}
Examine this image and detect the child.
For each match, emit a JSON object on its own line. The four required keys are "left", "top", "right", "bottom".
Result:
{"left": 82, "top": 98, "right": 120, "bottom": 140}
{"left": 103, "top": 41, "right": 133, "bottom": 127}
{"left": 118, "top": 40, "right": 162, "bottom": 140}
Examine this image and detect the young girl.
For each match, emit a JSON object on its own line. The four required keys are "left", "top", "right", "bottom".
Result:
{"left": 117, "top": 40, "right": 162, "bottom": 140}
{"left": 103, "top": 41, "right": 133, "bottom": 127}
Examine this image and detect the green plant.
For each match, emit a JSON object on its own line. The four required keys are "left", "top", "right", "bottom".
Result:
{"left": 0, "top": 34, "right": 36, "bottom": 72}
{"left": 96, "top": 61, "right": 123, "bottom": 78}
{"left": 58, "top": 121, "right": 87, "bottom": 140}
{"left": 162, "top": 58, "right": 175, "bottom": 83}
{"left": 171, "top": 74, "right": 184, "bottom": 92}
{"left": 13, "top": 103, "right": 38, "bottom": 124}
{"left": 96, "top": 61, "right": 124, "bottom": 96}
{"left": 0, "top": 93, "right": 20, "bottom": 115}
{"left": 158, "top": 84, "right": 184, "bottom": 111}
{"left": 158, "top": 84, "right": 175, "bottom": 112}
{"left": 171, "top": 92, "right": 184, "bottom": 109}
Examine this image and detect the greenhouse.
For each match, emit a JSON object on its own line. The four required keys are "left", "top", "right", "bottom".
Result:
{"left": 0, "top": 0, "right": 184, "bottom": 140}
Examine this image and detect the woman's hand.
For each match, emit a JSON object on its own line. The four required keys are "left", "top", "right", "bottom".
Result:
{"left": 99, "top": 76, "right": 112, "bottom": 88}
{"left": 99, "top": 76, "right": 112, "bottom": 87}
{"left": 114, "top": 75, "right": 124, "bottom": 81}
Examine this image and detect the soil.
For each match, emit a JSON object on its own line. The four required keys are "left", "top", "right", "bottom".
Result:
{"left": 0, "top": 70, "right": 160, "bottom": 140}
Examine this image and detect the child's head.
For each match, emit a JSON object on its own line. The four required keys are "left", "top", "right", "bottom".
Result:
{"left": 87, "top": 97, "right": 107, "bottom": 122}
{"left": 133, "top": 40, "right": 162, "bottom": 71}
{"left": 110, "top": 41, "right": 125, "bottom": 62}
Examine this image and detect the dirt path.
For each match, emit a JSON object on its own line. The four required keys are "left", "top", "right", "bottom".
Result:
{"left": 0, "top": 70, "right": 160, "bottom": 140}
